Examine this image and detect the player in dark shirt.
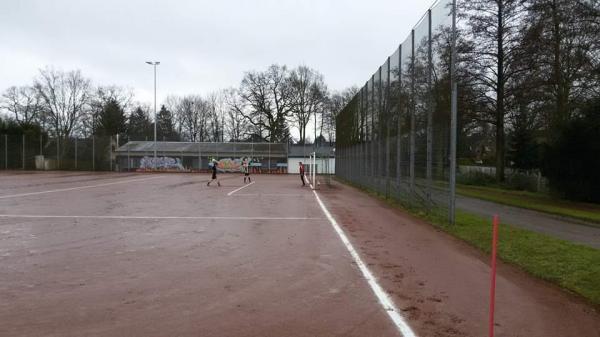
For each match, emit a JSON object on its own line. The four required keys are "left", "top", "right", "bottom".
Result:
{"left": 243, "top": 157, "right": 251, "bottom": 184}
{"left": 207, "top": 159, "right": 221, "bottom": 187}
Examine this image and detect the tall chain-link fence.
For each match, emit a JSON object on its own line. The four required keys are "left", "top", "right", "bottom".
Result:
{"left": 336, "top": 0, "right": 457, "bottom": 223}
{"left": 0, "top": 135, "right": 293, "bottom": 173}
{"left": 0, "top": 134, "right": 116, "bottom": 171}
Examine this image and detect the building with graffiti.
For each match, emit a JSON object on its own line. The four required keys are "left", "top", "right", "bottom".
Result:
{"left": 115, "top": 141, "right": 335, "bottom": 174}
{"left": 115, "top": 141, "right": 289, "bottom": 173}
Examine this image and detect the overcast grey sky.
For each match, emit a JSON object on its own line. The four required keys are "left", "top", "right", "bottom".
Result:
{"left": 0, "top": 0, "right": 433, "bottom": 106}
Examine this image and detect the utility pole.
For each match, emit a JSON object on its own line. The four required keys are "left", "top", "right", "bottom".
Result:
{"left": 146, "top": 61, "right": 160, "bottom": 165}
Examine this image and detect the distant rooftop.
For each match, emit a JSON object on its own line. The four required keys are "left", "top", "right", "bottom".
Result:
{"left": 115, "top": 141, "right": 287, "bottom": 156}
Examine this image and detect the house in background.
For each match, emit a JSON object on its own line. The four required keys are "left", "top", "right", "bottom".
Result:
{"left": 287, "top": 144, "right": 335, "bottom": 174}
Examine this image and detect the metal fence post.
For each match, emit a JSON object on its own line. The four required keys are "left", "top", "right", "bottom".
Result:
{"left": 371, "top": 76, "right": 375, "bottom": 182}
{"left": 397, "top": 116, "right": 401, "bottom": 188}
{"left": 410, "top": 29, "right": 416, "bottom": 193}
{"left": 386, "top": 57, "right": 391, "bottom": 197}
{"left": 128, "top": 143, "right": 131, "bottom": 171}
{"left": 352, "top": 145, "right": 355, "bottom": 181}
{"left": 378, "top": 66, "right": 383, "bottom": 188}
{"left": 353, "top": 145, "right": 355, "bottom": 180}
{"left": 198, "top": 142, "right": 202, "bottom": 171}
{"left": 449, "top": 0, "right": 458, "bottom": 225}
{"left": 22, "top": 134, "right": 25, "bottom": 170}
{"left": 57, "top": 136, "right": 60, "bottom": 169}
{"left": 4, "top": 135, "right": 7, "bottom": 170}
{"left": 426, "top": 9, "right": 434, "bottom": 206}
{"left": 75, "top": 138, "right": 78, "bottom": 170}
{"left": 109, "top": 137, "right": 113, "bottom": 172}
{"left": 365, "top": 82, "right": 373, "bottom": 183}
{"left": 268, "top": 142, "right": 271, "bottom": 174}
{"left": 397, "top": 44, "right": 402, "bottom": 189}
{"left": 92, "top": 135, "right": 95, "bottom": 171}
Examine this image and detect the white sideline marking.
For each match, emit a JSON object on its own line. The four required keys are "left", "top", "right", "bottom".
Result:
{"left": 231, "top": 193, "right": 306, "bottom": 197}
{"left": 0, "top": 214, "right": 323, "bottom": 221}
{"left": 227, "top": 181, "right": 255, "bottom": 196}
{"left": 304, "top": 174, "right": 311, "bottom": 189}
{"left": 0, "top": 176, "right": 164, "bottom": 200}
{"left": 312, "top": 190, "right": 417, "bottom": 337}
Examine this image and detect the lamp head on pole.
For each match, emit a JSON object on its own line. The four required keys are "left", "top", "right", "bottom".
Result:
{"left": 145, "top": 61, "right": 160, "bottom": 65}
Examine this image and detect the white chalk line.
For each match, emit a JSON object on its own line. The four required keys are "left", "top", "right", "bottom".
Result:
{"left": 0, "top": 176, "right": 165, "bottom": 200}
{"left": 227, "top": 181, "right": 256, "bottom": 196}
{"left": 231, "top": 193, "right": 307, "bottom": 197}
{"left": 304, "top": 174, "right": 312, "bottom": 189}
{"left": 0, "top": 214, "right": 324, "bottom": 221}
{"left": 312, "top": 190, "right": 417, "bottom": 337}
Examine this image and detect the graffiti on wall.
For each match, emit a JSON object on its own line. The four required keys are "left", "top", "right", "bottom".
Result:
{"left": 209, "top": 158, "right": 244, "bottom": 173}
{"left": 140, "top": 156, "right": 185, "bottom": 170}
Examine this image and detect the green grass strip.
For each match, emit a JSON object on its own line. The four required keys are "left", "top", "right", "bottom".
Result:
{"left": 457, "top": 184, "right": 600, "bottom": 225}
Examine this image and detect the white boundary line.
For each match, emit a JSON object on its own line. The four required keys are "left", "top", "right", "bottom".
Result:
{"left": 227, "top": 181, "right": 256, "bottom": 196}
{"left": 231, "top": 193, "right": 307, "bottom": 197}
{"left": 0, "top": 176, "right": 164, "bottom": 200}
{"left": 304, "top": 174, "right": 311, "bottom": 188}
{"left": 312, "top": 190, "right": 417, "bottom": 337}
{"left": 0, "top": 214, "right": 323, "bottom": 221}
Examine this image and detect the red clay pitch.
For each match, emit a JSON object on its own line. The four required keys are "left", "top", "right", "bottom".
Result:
{"left": 0, "top": 172, "right": 598, "bottom": 337}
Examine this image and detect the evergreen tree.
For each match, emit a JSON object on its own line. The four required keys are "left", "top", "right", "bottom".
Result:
{"left": 156, "top": 105, "right": 179, "bottom": 141}
{"left": 127, "top": 106, "right": 153, "bottom": 140}
{"left": 97, "top": 98, "right": 126, "bottom": 136}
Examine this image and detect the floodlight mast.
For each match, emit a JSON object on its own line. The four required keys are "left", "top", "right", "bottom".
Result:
{"left": 145, "top": 61, "right": 160, "bottom": 166}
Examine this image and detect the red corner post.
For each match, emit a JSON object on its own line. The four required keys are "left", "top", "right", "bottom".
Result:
{"left": 489, "top": 215, "right": 499, "bottom": 337}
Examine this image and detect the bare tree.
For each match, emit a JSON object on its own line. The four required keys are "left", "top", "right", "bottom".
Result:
{"left": 169, "top": 95, "right": 211, "bottom": 142}
{"left": 1, "top": 86, "right": 41, "bottom": 125}
{"left": 34, "top": 67, "right": 91, "bottom": 139}
{"left": 239, "top": 64, "right": 294, "bottom": 142}
{"left": 223, "top": 88, "right": 250, "bottom": 141}
{"left": 521, "top": 0, "right": 600, "bottom": 132}
{"left": 207, "top": 91, "right": 226, "bottom": 142}
{"left": 461, "top": 0, "right": 529, "bottom": 181}
{"left": 289, "top": 66, "right": 328, "bottom": 144}
{"left": 324, "top": 86, "right": 358, "bottom": 144}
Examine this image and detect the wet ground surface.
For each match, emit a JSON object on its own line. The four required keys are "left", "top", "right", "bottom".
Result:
{"left": 0, "top": 172, "right": 397, "bottom": 337}
{"left": 0, "top": 171, "right": 599, "bottom": 336}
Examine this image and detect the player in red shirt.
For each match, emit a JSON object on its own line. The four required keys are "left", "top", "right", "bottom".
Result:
{"left": 299, "top": 162, "right": 306, "bottom": 186}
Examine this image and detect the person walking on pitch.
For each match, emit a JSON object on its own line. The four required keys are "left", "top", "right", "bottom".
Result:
{"left": 207, "top": 159, "right": 220, "bottom": 187}
{"left": 299, "top": 162, "right": 306, "bottom": 186}
{"left": 242, "top": 157, "right": 251, "bottom": 184}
